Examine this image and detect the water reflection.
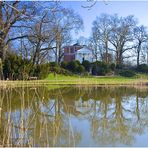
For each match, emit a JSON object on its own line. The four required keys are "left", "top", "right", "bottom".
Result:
{"left": 0, "top": 86, "right": 148, "bottom": 146}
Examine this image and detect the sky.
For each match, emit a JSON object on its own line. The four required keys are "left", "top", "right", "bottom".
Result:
{"left": 60, "top": 1, "right": 148, "bottom": 40}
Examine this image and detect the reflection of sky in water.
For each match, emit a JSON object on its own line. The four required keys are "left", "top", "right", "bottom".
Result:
{"left": 64, "top": 95, "right": 148, "bottom": 146}
{"left": 70, "top": 117, "right": 98, "bottom": 147}
{"left": 133, "top": 131, "right": 148, "bottom": 147}
{"left": 6, "top": 109, "right": 32, "bottom": 145}
{"left": 2, "top": 86, "right": 148, "bottom": 146}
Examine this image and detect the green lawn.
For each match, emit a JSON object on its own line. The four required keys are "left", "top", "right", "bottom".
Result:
{"left": 44, "top": 73, "right": 148, "bottom": 85}
{"left": 1, "top": 73, "right": 148, "bottom": 87}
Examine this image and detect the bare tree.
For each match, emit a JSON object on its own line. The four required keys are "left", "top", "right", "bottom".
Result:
{"left": 26, "top": 12, "right": 56, "bottom": 65}
{"left": 109, "top": 14, "right": 137, "bottom": 66}
{"left": 18, "top": 5, "right": 83, "bottom": 65}
{"left": 77, "top": 36, "right": 89, "bottom": 46}
{"left": 133, "top": 25, "right": 148, "bottom": 67}
{"left": 92, "top": 14, "right": 111, "bottom": 63}
{"left": 50, "top": 7, "right": 83, "bottom": 64}
{"left": 89, "top": 34, "right": 102, "bottom": 62}
{"left": 0, "top": 1, "right": 36, "bottom": 60}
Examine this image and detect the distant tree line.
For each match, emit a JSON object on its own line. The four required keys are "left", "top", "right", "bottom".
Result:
{"left": 89, "top": 14, "right": 148, "bottom": 67}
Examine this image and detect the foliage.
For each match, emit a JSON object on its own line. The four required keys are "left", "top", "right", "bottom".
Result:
{"left": 49, "top": 62, "right": 58, "bottom": 67}
{"left": 92, "top": 61, "right": 110, "bottom": 76}
{"left": 34, "top": 64, "right": 50, "bottom": 79}
{"left": 136, "top": 64, "right": 148, "bottom": 73}
{"left": 50, "top": 66, "right": 73, "bottom": 76}
{"left": 119, "top": 70, "right": 136, "bottom": 77}
{"left": 66, "top": 60, "right": 79, "bottom": 73}
{"left": 116, "top": 64, "right": 123, "bottom": 69}
{"left": 82, "top": 60, "right": 91, "bottom": 72}
{"left": 3, "top": 53, "right": 50, "bottom": 80}
{"left": 76, "top": 65, "right": 85, "bottom": 74}
{"left": 3, "top": 53, "right": 32, "bottom": 80}
{"left": 110, "top": 63, "right": 116, "bottom": 71}
{"left": 65, "top": 60, "right": 85, "bottom": 74}
{"left": 61, "top": 61, "right": 68, "bottom": 69}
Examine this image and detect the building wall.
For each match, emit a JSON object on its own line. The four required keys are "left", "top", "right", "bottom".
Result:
{"left": 64, "top": 47, "right": 75, "bottom": 62}
{"left": 75, "top": 47, "right": 93, "bottom": 63}
{"left": 63, "top": 45, "right": 82, "bottom": 62}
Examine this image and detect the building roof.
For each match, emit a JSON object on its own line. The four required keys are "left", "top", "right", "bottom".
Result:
{"left": 64, "top": 44, "right": 92, "bottom": 51}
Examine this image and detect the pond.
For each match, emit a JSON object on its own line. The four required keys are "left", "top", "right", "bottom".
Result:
{"left": 0, "top": 85, "right": 148, "bottom": 147}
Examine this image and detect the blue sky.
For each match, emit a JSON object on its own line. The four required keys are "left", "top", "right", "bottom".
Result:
{"left": 61, "top": 1, "right": 148, "bottom": 40}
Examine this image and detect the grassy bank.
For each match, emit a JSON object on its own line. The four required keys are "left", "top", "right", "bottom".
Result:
{"left": 45, "top": 73, "right": 148, "bottom": 85}
{"left": 1, "top": 73, "right": 148, "bottom": 88}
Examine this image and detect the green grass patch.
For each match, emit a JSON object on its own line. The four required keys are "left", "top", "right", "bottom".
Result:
{"left": 1, "top": 73, "right": 148, "bottom": 88}
{"left": 44, "top": 73, "right": 148, "bottom": 85}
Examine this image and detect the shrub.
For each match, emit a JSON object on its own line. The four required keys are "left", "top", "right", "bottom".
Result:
{"left": 49, "top": 62, "right": 58, "bottom": 67}
{"left": 49, "top": 66, "right": 73, "bottom": 76}
{"left": 92, "top": 61, "right": 110, "bottom": 76}
{"left": 76, "top": 65, "right": 85, "bottom": 74}
{"left": 137, "top": 64, "right": 148, "bottom": 73}
{"left": 61, "top": 61, "right": 68, "bottom": 69}
{"left": 119, "top": 70, "right": 136, "bottom": 77}
{"left": 3, "top": 53, "right": 33, "bottom": 80}
{"left": 110, "top": 63, "right": 116, "bottom": 71}
{"left": 116, "top": 64, "right": 122, "bottom": 69}
{"left": 67, "top": 61, "right": 79, "bottom": 73}
{"left": 75, "top": 60, "right": 81, "bottom": 65}
{"left": 34, "top": 64, "right": 50, "bottom": 79}
{"left": 82, "top": 60, "right": 91, "bottom": 72}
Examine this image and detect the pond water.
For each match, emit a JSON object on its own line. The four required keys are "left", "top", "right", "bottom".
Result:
{"left": 0, "top": 85, "right": 148, "bottom": 147}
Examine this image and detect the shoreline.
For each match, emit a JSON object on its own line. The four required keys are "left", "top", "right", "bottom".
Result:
{"left": 0, "top": 78, "right": 148, "bottom": 88}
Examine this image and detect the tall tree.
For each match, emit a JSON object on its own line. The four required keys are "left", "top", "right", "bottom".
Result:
{"left": 109, "top": 14, "right": 137, "bottom": 66}
{"left": 51, "top": 8, "right": 83, "bottom": 64}
{"left": 0, "top": 1, "right": 36, "bottom": 60}
{"left": 92, "top": 14, "right": 111, "bottom": 63}
{"left": 133, "top": 25, "right": 148, "bottom": 67}
{"left": 25, "top": 6, "right": 83, "bottom": 65}
{"left": 89, "top": 34, "right": 102, "bottom": 62}
{"left": 27, "top": 12, "right": 56, "bottom": 65}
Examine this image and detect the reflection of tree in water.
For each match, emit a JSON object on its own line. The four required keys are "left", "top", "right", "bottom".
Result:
{"left": 1, "top": 86, "right": 148, "bottom": 146}
{"left": 89, "top": 88, "right": 148, "bottom": 146}
{"left": 0, "top": 86, "right": 82, "bottom": 147}
{"left": 48, "top": 86, "right": 148, "bottom": 146}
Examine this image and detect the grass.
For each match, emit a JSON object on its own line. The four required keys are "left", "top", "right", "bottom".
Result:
{"left": 0, "top": 73, "right": 148, "bottom": 88}
{"left": 44, "top": 73, "right": 148, "bottom": 85}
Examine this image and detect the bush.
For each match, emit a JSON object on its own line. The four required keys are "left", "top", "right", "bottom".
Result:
{"left": 119, "top": 70, "right": 136, "bottom": 77}
{"left": 137, "top": 64, "right": 148, "bottom": 73}
{"left": 116, "top": 64, "right": 123, "bottom": 69}
{"left": 34, "top": 64, "right": 50, "bottom": 79}
{"left": 67, "top": 61, "right": 79, "bottom": 73}
{"left": 49, "top": 62, "right": 58, "bottom": 67}
{"left": 92, "top": 61, "right": 110, "bottom": 76}
{"left": 76, "top": 65, "right": 85, "bottom": 74}
{"left": 61, "top": 61, "right": 68, "bottom": 69}
{"left": 3, "top": 53, "right": 33, "bottom": 80}
{"left": 82, "top": 60, "right": 91, "bottom": 72}
{"left": 49, "top": 66, "right": 73, "bottom": 76}
{"left": 110, "top": 63, "right": 116, "bottom": 71}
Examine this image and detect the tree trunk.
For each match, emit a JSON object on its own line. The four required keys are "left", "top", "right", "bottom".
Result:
{"left": 137, "top": 51, "right": 140, "bottom": 67}
{"left": 105, "top": 41, "right": 108, "bottom": 64}
{"left": 116, "top": 50, "right": 119, "bottom": 65}
{"left": 0, "top": 42, "right": 4, "bottom": 60}
{"left": 116, "top": 48, "right": 123, "bottom": 67}
{"left": 137, "top": 44, "right": 141, "bottom": 67}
